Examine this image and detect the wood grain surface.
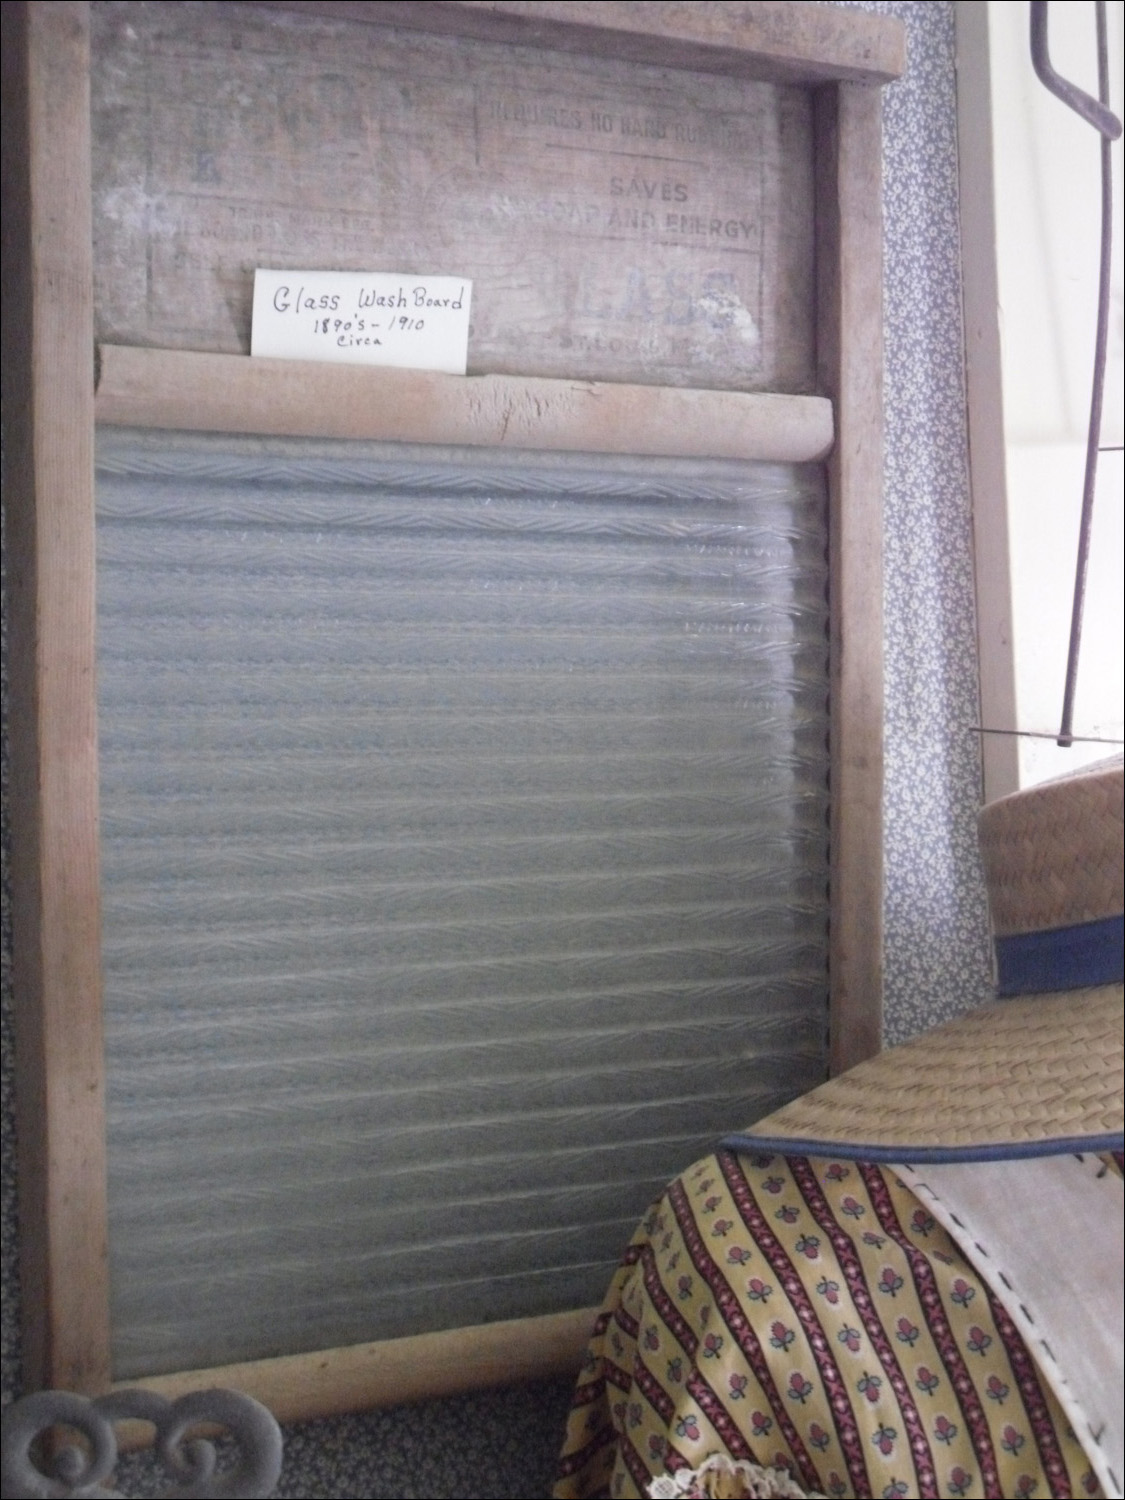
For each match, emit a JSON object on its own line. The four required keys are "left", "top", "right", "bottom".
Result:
{"left": 95, "top": 343, "right": 835, "bottom": 459}
{"left": 254, "top": 1, "right": 906, "bottom": 87}
{"left": 1, "top": 0, "right": 111, "bottom": 1396}
{"left": 91, "top": 1, "right": 816, "bottom": 391}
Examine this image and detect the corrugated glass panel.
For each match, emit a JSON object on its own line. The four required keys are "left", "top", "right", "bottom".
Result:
{"left": 96, "top": 429, "right": 829, "bottom": 1377}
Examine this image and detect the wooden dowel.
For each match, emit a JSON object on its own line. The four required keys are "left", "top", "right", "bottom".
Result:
{"left": 96, "top": 345, "right": 834, "bottom": 464}
{"left": 113, "top": 1305, "right": 597, "bottom": 1444}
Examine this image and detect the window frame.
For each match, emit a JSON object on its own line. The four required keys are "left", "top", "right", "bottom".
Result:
{"left": 1, "top": 0, "right": 898, "bottom": 1420}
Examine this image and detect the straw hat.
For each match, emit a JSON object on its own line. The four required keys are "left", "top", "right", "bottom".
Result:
{"left": 723, "top": 757, "right": 1124, "bottom": 1164}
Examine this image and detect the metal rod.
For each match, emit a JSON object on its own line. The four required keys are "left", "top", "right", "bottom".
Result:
{"left": 1029, "top": 1, "right": 1122, "bottom": 140}
{"left": 969, "top": 727, "right": 1124, "bottom": 744}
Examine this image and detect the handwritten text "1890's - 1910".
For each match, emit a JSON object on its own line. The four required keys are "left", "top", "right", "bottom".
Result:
{"left": 270, "top": 282, "right": 467, "bottom": 346}
{"left": 252, "top": 271, "right": 473, "bottom": 373}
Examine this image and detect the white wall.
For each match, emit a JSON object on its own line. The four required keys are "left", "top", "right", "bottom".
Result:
{"left": 961, "top": 0, "right": 1124, "bottom": 794}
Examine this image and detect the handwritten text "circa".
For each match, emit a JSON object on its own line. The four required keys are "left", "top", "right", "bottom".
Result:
{"left": 252, "top": 270, "right": 473, "bottom": 373}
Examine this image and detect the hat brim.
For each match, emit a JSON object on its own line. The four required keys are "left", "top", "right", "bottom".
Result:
{"left": 722, "top": 984, "right": 1123, "bottom": 1165}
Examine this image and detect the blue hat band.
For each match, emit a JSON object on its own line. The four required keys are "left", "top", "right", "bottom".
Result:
{"left": 995, "top": 913, "right": 1124, "bottom": 996}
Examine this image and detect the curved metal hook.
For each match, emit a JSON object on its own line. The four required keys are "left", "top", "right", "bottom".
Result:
{"left": 1030, "top": 1, "right": 1121, "bottom": 139}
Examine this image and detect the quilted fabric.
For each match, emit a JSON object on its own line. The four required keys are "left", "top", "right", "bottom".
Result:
{"left": 555, "top": 1150, "right": 1103, "bottom": 1500}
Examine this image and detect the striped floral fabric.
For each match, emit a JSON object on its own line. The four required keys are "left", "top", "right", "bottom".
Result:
{"left": 555, "top": 1151, "right": 1103, "bottom": 1499}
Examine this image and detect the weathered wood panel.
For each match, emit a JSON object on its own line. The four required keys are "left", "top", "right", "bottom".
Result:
{"left": 117, "top": 1307, "right": 596, "bottom": 1441}
{"left": 91, "top": 0, "right": 816, "bottom": 391}
{"left": 1, "top": 0, "right": 111, "bottom": 1396}
{"left": 817, "top": 83, "right": 885, "bottom": 1074}
{"left": 252, "top": 1, "right": 907, "bottom": 87}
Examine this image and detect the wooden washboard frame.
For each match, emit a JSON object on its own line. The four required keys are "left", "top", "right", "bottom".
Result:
{"left": 2, "top": 0, "right": 899, "bottom": 1422}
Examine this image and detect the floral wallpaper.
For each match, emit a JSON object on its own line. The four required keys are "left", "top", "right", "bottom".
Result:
{"left": 862, "top": 0, "right": 994, "bottom": 1047}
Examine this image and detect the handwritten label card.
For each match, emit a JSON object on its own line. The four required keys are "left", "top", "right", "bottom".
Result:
{"left": 251, "top": 270, "right": 472, "bottom": 374}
